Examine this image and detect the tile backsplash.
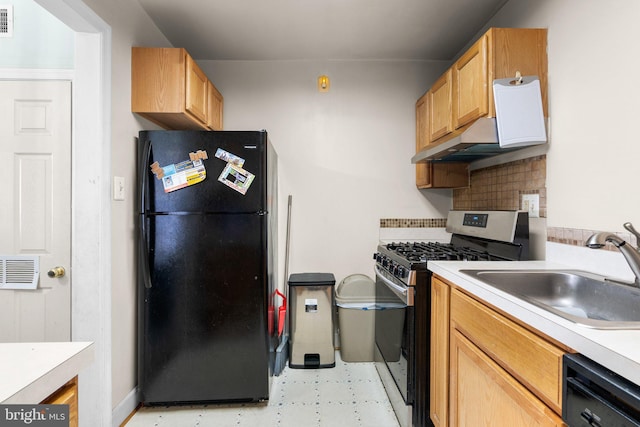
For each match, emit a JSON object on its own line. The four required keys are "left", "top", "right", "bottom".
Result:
{"left": 383, "top": 155, "right": 634, "bottom": 254}
{"left": 453, "top": 155, "right": 546, "bottom": 216}
{"left": 547, "top": 226, "right": 637, "bottom": 251}
{"left": 379, "top": 218, "right": 447, "bottom": 228}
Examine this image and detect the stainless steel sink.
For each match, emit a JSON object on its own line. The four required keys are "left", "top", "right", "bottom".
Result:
{"left": 459, "top": 269, "right": 640, "bottom": 329}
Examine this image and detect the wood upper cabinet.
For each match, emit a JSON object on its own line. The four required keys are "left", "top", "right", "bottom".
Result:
{"left": 416, "top": 161, "right": 468, "bottom": 189}
{"left": 184, "top": 53, "right": 208, "bottom": 124}
{"left": 415, "top": 92, "right": 431, "bottom": 187}
{"left": 423, "top": 28, "right": 547, "bottom": 146}
{"left": 452, "top": 34, "right": 488, "bottom": 129}
{"left": 429, "top": 69, "right": 453, "bottom": 142}
{"left": 131, "top": 47, "right": 224, "bottom": 130}
{"left": 41, "top": 376, "right": 78, "bottom": 427}
{"left": 416, "top": 92, "right": 429, "bottom": 152}
{"left": 415, "top": 92, "right": 469, "bottom": 189}
{"left": 453, "top": 28, "right": 548, "bottom": 131}
{"left": 207, "top": 80, "right": 224, "bottom": 130}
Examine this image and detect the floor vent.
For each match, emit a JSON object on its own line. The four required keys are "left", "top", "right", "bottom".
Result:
{"left": 0, "top": 256, "right": 39, "bottom": 290}
{"left": 0, "top": 5, "right": 13, "bottom": 38}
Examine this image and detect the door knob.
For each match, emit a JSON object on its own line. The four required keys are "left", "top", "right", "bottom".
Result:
{"left": 47, "top": 266, "right": 66, "bottom": 278}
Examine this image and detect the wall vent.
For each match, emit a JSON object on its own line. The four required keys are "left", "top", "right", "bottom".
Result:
{"left": 0, "top": 5, "right": 13, "bottom": 38}
{"left": 0, "top": 256, "right": 40, "bottom": 290}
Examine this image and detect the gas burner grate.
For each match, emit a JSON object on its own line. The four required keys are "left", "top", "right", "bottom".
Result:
{"left": 385, "top": 241, "right": 494, "bottom": 262}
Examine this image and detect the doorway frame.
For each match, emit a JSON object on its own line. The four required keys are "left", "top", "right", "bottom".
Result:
{"left": 0, "top": 0, "right": 113, "bottom": 425}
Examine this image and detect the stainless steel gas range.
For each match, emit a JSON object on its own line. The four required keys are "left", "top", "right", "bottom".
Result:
{"left": 373, "top": 210, "right": 530, "bottom": 427}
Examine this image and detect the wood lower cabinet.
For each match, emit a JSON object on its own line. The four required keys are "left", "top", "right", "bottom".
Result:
{"left": 429, "top": 275, "right": 569, "bottom": 427}
{"left": 451, "top": 288, "right": 566, "bottom": 413}
{"left": 41, "top": 376, "right": 78, "bottom": 427}
{"left": 450, "top": 330, "right": 564, "bottom": 427}
{"left": 430, "top": 276, "right": 450, "bottom": 427}
{"left": 132, "top": 47, "right": 223, "bottom": 130}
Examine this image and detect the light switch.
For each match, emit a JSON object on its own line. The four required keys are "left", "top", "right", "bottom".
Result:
{"left": 113, "top": 176, "right": 125, "bottom": 201}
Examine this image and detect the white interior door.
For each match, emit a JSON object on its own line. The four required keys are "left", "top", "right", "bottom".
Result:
{"left": 0, "top": 80, "right": 72, "bottom": 342}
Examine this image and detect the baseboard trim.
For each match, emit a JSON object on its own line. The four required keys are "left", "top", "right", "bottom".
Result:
{"left": 112, "top": 387, "right": 139, "bottom": 427}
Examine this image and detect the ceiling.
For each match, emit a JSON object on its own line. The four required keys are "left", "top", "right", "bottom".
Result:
{"left": 136, "top": 0, "right": 509, "bottom": 61}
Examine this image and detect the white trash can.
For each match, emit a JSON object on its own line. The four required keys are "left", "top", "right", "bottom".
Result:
{"left": 335, "top": 274, "right": 376, "bottom": 362}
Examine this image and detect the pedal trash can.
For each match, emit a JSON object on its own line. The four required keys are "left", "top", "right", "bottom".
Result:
{"left": 335, "top": 274, "right": 376, "bottom": 362}
{"left": 289, "top": 273, "right": 336, "bottom": 369}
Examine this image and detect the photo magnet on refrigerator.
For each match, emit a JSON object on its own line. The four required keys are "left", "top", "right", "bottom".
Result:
{"left": 218, "top": 163, "right": 255, "bottom": 195}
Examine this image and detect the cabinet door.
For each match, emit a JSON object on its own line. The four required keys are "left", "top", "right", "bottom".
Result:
{"left": 42, "top": 376, "right": 78, "bottom": 427}
{"left": 207, "top": 81, "right": 224, "bottom": 130}
{"left": 185, "top": 53, "right": 209, "bottom": 124}
{"left": 131, "top": 47, "right": 186, "bottom": 114}
{"left": 450, "top": 331, "right": 564, "bottom": 427}
{"left": 417, "top": 162, "right": 468, "bottom": 189}
{"left": 429, "top": 69, "right": 453, "bottom": 142}
{"left": 430, "top": 277, "right": 450, "bottom": 427}
{"left": 416, "top": 92, "right": 429, "bottom": 150}
{"left": 453, "top": 35, "right": 488, "bottom": 129}
{"left": 415, "top": 92, "right": 430, "bottom": 187}
{"left": 416, "top": 162, "right": 431, "bottom": 189}
{"left": 451, "top": 289, "right": 565, "bottom": 413}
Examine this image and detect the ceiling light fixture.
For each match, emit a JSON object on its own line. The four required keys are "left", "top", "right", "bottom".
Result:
{"left": 317, "top": 75, "right": 330, "bottom": 92}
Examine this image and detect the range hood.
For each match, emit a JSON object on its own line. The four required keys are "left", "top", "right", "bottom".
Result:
{"left": 412, "top": 118, "right": 508, "bottom": 163}
{"left": 411, "top": 116, "right": 548, "bottom": 163}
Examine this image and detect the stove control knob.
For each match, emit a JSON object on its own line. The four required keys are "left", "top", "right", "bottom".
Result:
{"left": 390, "top": 262, "right": 398, "bottom": 275}
{"left": 397, "top": 266, "right": 405, "bottom": 278}
{"left": 382, "top": 257, "right": 389, "bottom": 268}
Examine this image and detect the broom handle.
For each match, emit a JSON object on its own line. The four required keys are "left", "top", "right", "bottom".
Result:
{"left": 283, "top": 195, "right": 292, "bottom": 335}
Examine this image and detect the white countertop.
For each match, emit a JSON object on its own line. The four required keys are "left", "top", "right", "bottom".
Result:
{"left": 428, "top": 260, "right": 640, "bottom": 387}
{"left": 0, "top": 341, "right": 94, "bottom": 403}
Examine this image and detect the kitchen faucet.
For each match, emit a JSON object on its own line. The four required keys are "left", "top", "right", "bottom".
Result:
{"left": 585, "top": 222, "right": 640, "bottom": 287}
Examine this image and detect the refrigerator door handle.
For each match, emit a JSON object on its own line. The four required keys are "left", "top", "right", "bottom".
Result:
{"left": 139, "top": 137, "right": 153, "bottom": 289}
{"left": 139, "top": 137, "right": 151, "bottom": 214}
{"left": 139, "top": 215, "right": 153, "bottom": 289}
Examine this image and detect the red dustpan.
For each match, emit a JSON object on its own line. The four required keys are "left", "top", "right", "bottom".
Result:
{"left": 268, "top": 300, "right": 275, "bottom": 336}
{"left": 274, "top": 289, "right": 286, "bottom": 336}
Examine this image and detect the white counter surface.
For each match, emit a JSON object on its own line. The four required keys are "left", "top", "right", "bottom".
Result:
{"left": 0, "top": 341, "right": 94, "bottom": 403}
{"left": 429, "top": 260, "right": 640, "bottom": 387}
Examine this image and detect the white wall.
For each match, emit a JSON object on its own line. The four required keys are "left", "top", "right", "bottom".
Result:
{"left": 487, "top": 0, "right": 640, "bottom": 232}
{"left": 199, "top": 59, "right": 452, "bottom": 286}
{"left": 78, "top": 0, "right": 169, "bottom": 418}
{"left": 0, "top": 0, "right": 73, "bottom": 68}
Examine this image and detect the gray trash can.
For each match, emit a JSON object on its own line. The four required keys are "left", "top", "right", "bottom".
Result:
{"left": 335, "top": 274, "right": 376, "bottom": 362}
{"left": 289, "top": 273, "right": 336, "bottom": 369}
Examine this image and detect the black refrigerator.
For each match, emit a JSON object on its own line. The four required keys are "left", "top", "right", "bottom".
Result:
{"left": 137, "top": 130, "right": 277, "bottom": 405}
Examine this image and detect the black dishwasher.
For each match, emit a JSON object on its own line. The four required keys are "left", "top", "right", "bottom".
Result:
{"left": 563, "top": 353, "right": 640, "bottom": 426}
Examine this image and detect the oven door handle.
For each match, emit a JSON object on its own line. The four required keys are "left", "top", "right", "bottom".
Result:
{"left": 375, "top": 265, "right": 412, "bottom": 305}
